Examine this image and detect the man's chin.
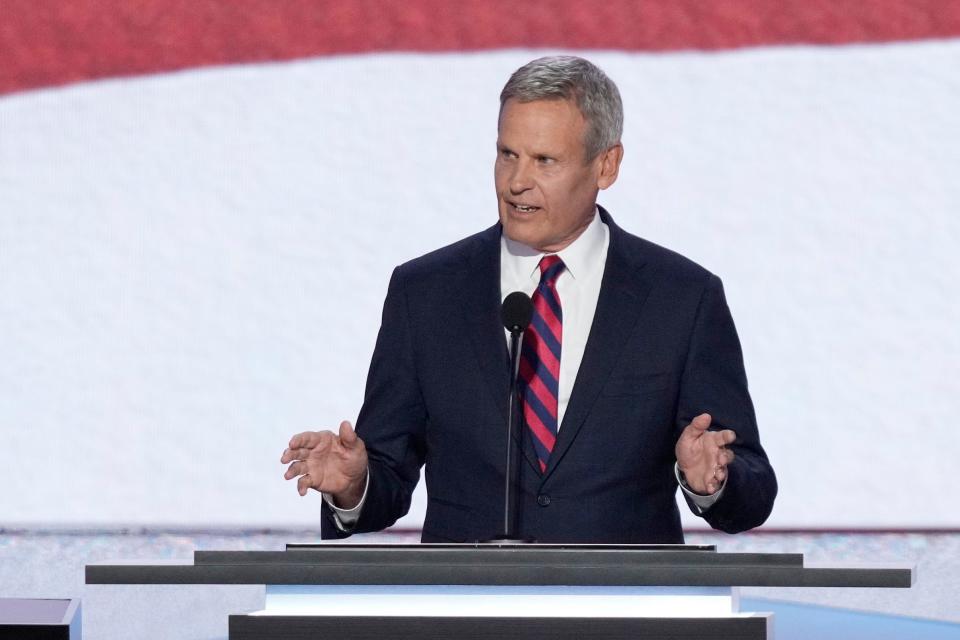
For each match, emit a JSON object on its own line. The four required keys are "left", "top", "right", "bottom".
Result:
{"left": 501, "top": 224, "right": 546, "bottom": 254}
{"left": 500, "top": 219, "right": 529, "bottom": 242}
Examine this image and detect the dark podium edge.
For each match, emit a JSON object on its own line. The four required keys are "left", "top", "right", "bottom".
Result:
{"left": 227, "top": 613, "right": 773, "bottom": 640}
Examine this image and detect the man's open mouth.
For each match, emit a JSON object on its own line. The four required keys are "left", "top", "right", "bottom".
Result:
{"left": 509, "top": 202, "right": 541, "bottom": 213}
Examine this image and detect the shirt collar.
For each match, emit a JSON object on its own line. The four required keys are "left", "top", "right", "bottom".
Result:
{"left": 501, "top": 207, "right": 606, "bottom": 283}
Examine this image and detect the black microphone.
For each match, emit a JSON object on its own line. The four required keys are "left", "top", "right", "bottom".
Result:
{"left": 499, "top": 292, "right": 533, "bottom": 541}
{"left": 502, "top": 291, "right": 534, "bottom": 335}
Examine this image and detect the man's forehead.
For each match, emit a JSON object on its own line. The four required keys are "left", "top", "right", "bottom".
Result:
{"left": 499, "top": 99, "right": 585, "bottom": 132}
{"left": 499, "top": 96, "right": 583, "bottom": 120}
{"left": 497, "top": 98, "right": 587, "bottom": 151}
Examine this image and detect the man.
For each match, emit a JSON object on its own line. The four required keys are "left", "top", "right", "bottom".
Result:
{"left": 282, "top": 56, "right": 776, "bottom": 543}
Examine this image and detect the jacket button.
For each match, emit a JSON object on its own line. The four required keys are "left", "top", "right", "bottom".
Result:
{"left": 537, "top": 494, "right": 551, "bottom": 507}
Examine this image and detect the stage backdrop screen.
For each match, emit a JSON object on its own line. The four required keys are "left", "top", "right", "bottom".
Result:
{"left": 1, "top": 42, "right": 958, "bottom": 529}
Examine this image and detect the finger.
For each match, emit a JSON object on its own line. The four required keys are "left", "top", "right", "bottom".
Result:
{"left": 282, "top": 447, "right": 320, "bottom": 464}
{"left": 339, "top": 421, "right": 357, "bottom": 447}
{"left": 706, "top": 430, "right": 734, "bottom": 451}
{"left": 721, "top": 448, "right": 736, "bottom": 466}
{"left": 714, "top": 466, "right": 727, "bottom": 483}
{"left": 294, "top": 433, "right": 336, "bottom": 460}
{"left": 280, "top": 447, "right": 311, "bottom": 464}
{"left": 288, "top": 430, "right": 331, "bottom": 450}
{"left": 287, "top": 431, "right": 313, "bottom": 449}
{"left": 297, "top": 473, "right": 315, "bottom": 496}
{"left": 284, "top": 461, "right": 306, "bottom": 481}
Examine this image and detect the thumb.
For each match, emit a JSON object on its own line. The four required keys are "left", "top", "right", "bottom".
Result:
{"left": 688, "top": 413, "right": 712, "bottom": 433}
{"left": 338, "top": 420, "right": 358, "bottom": 447}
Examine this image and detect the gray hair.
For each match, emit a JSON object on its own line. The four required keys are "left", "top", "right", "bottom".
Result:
{"left": 499, "top": 56, "right": 623, "bottom": 160}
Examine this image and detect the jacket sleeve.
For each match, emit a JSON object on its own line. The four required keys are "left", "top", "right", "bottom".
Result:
{"left": 321, "top": 266, "right": 427, "bottom": 538}
{"left": 675, "top": 274, "right": 777, "bottom": 533}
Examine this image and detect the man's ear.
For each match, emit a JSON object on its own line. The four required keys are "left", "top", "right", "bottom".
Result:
{"left": 597, "top": 143, "right": 624, "bottom": 190}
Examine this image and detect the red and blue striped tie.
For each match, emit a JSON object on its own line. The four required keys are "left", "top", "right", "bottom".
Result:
{"left": 519, "top": 255, "right": 565, "bottom": 473}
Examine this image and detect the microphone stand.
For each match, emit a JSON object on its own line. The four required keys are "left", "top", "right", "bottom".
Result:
{"left": 502, "top": 327, "right": 524, "bottom": 539}
{"left": 482, "top": 290, "right": 533, "bottom": 544}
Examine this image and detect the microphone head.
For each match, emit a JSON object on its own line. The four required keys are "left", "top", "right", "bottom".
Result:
{"left": 501, "top": 291, "right": 534, "bottom": 334}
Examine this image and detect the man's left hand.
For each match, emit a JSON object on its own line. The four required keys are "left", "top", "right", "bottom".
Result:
{"left": 676, "top": 413, "right": 736, "bottom": 495}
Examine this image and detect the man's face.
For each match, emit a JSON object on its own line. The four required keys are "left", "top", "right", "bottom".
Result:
{"left": 495, "top": 98, "right": 617, "bottom": 253}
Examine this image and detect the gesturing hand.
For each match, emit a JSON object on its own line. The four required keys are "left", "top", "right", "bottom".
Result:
{"left": 281, "top": 420, "right": 368, "bottom": 509}
{"left": 675, "top": 413, "right": 736, "bottom": 495}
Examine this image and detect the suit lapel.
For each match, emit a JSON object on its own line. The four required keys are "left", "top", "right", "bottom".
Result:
{"left": 459, "top": 224, "right": 509, "bottom": 424}
{"left": 542, "top": 210, "right": 653, "bottom": 482}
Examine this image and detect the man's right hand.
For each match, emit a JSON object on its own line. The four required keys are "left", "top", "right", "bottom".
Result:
{"left": 281, "top": 420, "right": 368, "bottom": 509}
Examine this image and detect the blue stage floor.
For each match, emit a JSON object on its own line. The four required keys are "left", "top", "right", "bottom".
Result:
{"left": 742, "top": 597, "right": 960, "bottom": 640}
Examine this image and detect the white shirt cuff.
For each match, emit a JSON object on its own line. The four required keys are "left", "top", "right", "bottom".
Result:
{"left": 322, "top": 470, "right": 369, "bottom": 531}
{"left": 674, "top": 462, "right": 726, "bottom": 514}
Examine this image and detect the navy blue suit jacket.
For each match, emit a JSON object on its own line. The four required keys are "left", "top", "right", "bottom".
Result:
{"left": 322, "top": 208, "right": 776, "bottom": 543}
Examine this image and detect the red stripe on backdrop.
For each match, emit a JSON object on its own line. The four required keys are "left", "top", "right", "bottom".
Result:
{"left": 2, "top": 0, "right": 959, "bottom": 96}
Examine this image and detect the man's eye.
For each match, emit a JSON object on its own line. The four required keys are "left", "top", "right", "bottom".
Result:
{"left": 537, "top": 156, "right": 555, "bottom": 164}
{"left": 500, "top": 150, "right": 516, "bottom": 159}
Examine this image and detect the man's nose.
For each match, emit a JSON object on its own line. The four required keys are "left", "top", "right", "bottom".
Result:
{"left": 509, "top": 159, "right": 534, "bottom": 194}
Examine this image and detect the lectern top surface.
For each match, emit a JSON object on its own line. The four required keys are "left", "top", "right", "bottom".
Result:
{"left": 284, "top": 543, "right": 717, "bottom": 552}
{"left": 85, "top": 549, "right": 913, "bottom": 588}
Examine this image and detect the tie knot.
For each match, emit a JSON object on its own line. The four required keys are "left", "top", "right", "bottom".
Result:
{"left": 538, "top": 255, "right": 565, "bottom": 285}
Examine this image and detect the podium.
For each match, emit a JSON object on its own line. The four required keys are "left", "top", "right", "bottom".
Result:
{"left": 85, "top": 543, "right": 913, "bottom": 639}
{"left": 0, "top": 599, "right": 81, "bottom": 640}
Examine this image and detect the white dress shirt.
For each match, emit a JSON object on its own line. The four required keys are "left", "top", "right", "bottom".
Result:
{"left": 326, "top": 210, "right": 722, "bottom": 528}
{"left": 500, "top": 209, "right": 608, "bottom": 429}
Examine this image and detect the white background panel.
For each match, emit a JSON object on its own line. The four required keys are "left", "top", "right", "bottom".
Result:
{"left": 0, "top": 43, "right": 958, "bottom": 528}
